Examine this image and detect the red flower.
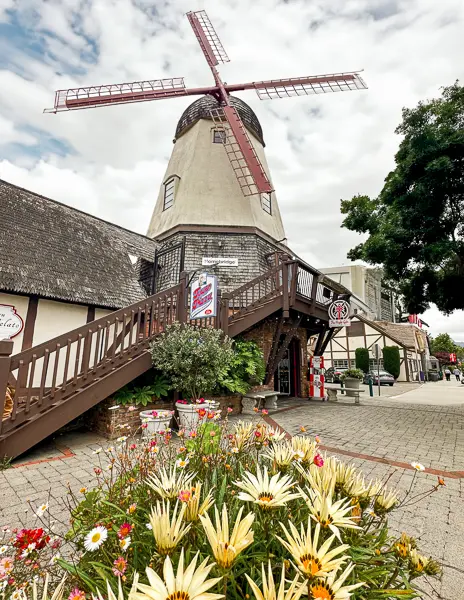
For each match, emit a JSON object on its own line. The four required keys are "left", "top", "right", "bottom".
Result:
{"left": 313, "top": 453, "right": 324, "bottom": 468}
{"left": 14, "top": 528, "right": 49, "bottom": 552}
{"left": 117, "top": 523, "right": 132, "bottom": 540}
{"left": 197, "top": 408, "right": 207, "bottom": 418}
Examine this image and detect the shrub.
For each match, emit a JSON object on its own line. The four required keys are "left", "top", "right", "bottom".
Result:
{"left": 340, "top": 367, "right": 365, "bottom": 381}
{"left": 355, "top": 348, "right": 370, "bottom": 373}
{"left": 383, "top": 346, "right": 401, "bottom": 378}
{"left": 150, "top": 323, "right": 234, "bottom": 401}
{"left": 215, "top": 338, "right": 266, "bottom": 395}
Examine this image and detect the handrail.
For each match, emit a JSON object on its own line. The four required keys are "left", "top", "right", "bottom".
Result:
{"left": 1, "top": 283, "right": 184, "bottom": 435}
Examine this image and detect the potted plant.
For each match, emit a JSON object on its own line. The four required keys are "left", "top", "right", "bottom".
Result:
{"left": 151, "top": 323, "right": 234, "bottom": 429}
{"left": 340, "top": 368, "right": 364, "bottom": 397}
{"left": 139, "top": 409, "right": 174, "bottom": 437}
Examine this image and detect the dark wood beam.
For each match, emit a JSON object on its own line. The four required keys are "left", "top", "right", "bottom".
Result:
{"left": 264, "top": 316, "right": 284, "bottom": 384}
{"left": 21, "top": 296, "right": 38, "bottom": 351}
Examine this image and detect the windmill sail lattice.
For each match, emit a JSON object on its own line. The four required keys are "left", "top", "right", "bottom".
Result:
{"left": 45, "top": 9, "right": 367, "bottom": 200}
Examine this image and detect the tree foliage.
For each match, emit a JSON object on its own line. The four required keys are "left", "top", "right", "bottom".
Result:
{"left": 382, "top": 346, "right": 401, "bottom": 379}
{"left": 215, "top": 338, "right": 266, "bottom": 395}
{"left": 430, "top": 332, "right": 464, "bottom": 360}
{"left": 150, "top": 323, "right": 234, "bottom": 401}
{"left": 355, "top": 347, "right": 370, "bottom": 373}
{"left": 341, "top": 82, "right": 464, "bottom": 314}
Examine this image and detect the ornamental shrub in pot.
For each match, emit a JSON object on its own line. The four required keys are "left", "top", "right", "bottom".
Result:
{"left": 340, "top": 367, "right": 364, "bottom": 397}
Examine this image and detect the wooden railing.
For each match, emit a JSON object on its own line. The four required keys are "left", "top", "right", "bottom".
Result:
{"left": 0, "top": 281, "right": 186, "bottom": 435}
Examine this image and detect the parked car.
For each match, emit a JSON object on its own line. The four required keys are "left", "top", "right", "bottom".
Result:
{"left": 363, "top": 370, "right": 395, "bottom": 386}
{"left": 325, "top": 367, "right": 349, "bottom": 383}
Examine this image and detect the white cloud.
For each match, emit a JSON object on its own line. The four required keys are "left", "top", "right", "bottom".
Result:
{"left": 1, "top": 0, "right": 464, "bottom": 334}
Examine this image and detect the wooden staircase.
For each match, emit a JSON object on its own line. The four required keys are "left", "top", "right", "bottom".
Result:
{"left": 0, "top": 261, "right": 342, "bottom": 458}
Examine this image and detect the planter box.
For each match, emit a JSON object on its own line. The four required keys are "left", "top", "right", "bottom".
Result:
{"left": 89, "top": 398, "right": 173, "bottom": 439}
{"left": 139, "top": 410, "right": 173, "bottom": 438}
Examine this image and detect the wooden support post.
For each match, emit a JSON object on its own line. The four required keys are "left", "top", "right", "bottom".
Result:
{"left": 289, "top": 261, "right": 298, "bottom": 305}
{"left": 221, "top": 292, "right": 230, "bottom": 335}
{"left": 282, "top": 262, "right": 289, "bottom": 318}
{"left": 310, "top": 273, "right": 319, "bottom": 313}
{"left": 177, "top": 271, "right": 189, "bottom": 323}
{"left": 0, "top": 340, "right": 14, "bottom": 435}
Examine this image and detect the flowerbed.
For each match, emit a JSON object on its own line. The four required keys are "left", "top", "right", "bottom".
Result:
{"left": 0, "top": 413, "right": 442, "bottom": 600}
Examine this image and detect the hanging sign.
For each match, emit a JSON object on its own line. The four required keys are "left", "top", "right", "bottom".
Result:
{"left": 328, "top": 299, "right": 351, "bottom": 327}
{"left": 191, "top": 272, "right": 218, "bottom": 319}
{"left": 449, "top": 353, "right": 457, "bottom": 363}
{"left": 309, "top": 355, "right": 325, "bottom": 399}
{"left": 0, "top": 304, "right": 24, "bottom": 340}
{"left": 202, "top": 257, "right": 238, "bottom": 267}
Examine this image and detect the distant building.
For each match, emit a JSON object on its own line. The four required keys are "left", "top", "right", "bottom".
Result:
{"left": 323, "top": 314, "right": 431, "bottom": 382}
{"left": 319, "top": 265, "right": 395, "bottom": 322}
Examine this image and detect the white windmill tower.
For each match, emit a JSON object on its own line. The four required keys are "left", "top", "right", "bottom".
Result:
{"left": 45, "top": 10, "right": 366, "bottom": 292}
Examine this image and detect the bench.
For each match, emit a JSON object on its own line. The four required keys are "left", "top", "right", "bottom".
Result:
{"left": 324, "top": 383, "right": 365, "bottom": 405}
{"left": 242, "top": 390, "right": 286, "bottom": 413}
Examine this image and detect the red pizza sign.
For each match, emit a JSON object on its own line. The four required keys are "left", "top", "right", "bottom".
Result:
{"left": 190, "top": 273, "right": 218, "bottom": 319}
{"left": 449, "top": 353, "right": 457, "bottom": 363}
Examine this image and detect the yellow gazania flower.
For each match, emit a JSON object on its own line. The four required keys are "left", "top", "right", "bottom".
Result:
{"left": 393, "top": 532, "right": 416, "bottom": 558}
{"left": 131, "top": 550, "right": 223, "bottom": 600}
{"left": 149, "top": 500, "right": 191, "bottom": 556}
{"left": 233, "top": 421, "right": 255, "bottom": 451}
{"left": 365, "top": 478, "right": 383, "bottom": 498}
{"left": 409, "top": 548, "right": 428, "bottom": 573}
{"left": 200, "top": 504, "right": 254, "bottom": 568}
{"left": 291, "top": 436, "right": 317, "bottom": 466}
{"left": 309, "top": 563, "right": 364, "bottom": 599}
{"left": 344, "top": 474, "right": 368, "bottom": 499}
{"left": 263, "top": 442, "right": 295, "bottom": 470}
{"left": 246, "top": 562, "right": 307, "bottom": 600}
{"left": 184, "top": 482, "right": 215, "bottom": 523}
{"left": 264, "top": 425, "right": 287, "bottom": 442}
{"left": 300, "top": 488, "right": 360, "bottom": 540}
{"left": 334, "top": 461, "right": 358, "bottom": 490}
{"left": 146, "top": 465, "right": 195, "bottom": 500}
{"left": 15, "top": 576, "right": 67, "bottom": 600}
{"left": 234, "top": 466, "right": 300, "bottom": 509}
{"left": 295, "top": 461, "right": 336, "bottom": 497}
{"left": 277, "top": 520, "right": 349, "bottom": 578}
{"left": 374, "top": 487, "right": 398, "bottom": 514}
{"left": 95, "top": 575, "right": 139, "bottom": 600}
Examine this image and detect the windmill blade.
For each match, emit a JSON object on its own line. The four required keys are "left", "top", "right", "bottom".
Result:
{"left": 44, "top": 78, "right": 188, "bottom": 112}
{"left": 210, "top": 106, "right": 273, "bottom": 197}
{"left": 252, "top": 72, "right": 367, "bottom": 100}
{"left": 187, "top": 10, "right": 230, "bottom": 68}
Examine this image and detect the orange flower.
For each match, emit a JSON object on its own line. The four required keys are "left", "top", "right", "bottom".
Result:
{"left": 437, "top": 477, "right": 446, "bottom": 487}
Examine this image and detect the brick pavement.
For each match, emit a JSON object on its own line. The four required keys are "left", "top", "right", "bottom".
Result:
{"left": 0, "top": 384, "right": 463, "bottom": 599}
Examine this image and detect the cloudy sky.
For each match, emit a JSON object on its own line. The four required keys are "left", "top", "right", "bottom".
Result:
{"left": 1, "top": 0, "right": 463, "bottom": 338}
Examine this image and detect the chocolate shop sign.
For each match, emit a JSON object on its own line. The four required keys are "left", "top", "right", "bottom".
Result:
{"left": 0, "top": 304, "right": 24, "bottom": 340}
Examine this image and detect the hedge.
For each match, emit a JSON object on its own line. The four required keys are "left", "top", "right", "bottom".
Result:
{"left": 383, "top": 346, "right": 401, "bottom": 378}
{"left": 355, "top": 347, "right": 370, "bottom": 373}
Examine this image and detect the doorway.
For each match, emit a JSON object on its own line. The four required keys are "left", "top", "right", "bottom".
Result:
{"left": 275, "top": 337, "right": 301, "bottom": 397}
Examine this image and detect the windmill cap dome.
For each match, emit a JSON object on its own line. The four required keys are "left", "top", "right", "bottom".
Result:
{"left": 175, "top": 95, "right": 265, "bottom": 146}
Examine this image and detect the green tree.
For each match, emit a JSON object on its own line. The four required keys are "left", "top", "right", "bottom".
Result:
{"left": 340, "top": 82, "right": 464, "bottom": 314}
{"left": 430, "top": 333, "right": 457, "bottom": 354}
{"left": 355, "top": 347, "right": 370, "bottom": 373}
{"left": 382, "top": 346, "right": 401, "bottom": 379}
{"left": 150, "top": 323, "right": 234, "bottom": 401}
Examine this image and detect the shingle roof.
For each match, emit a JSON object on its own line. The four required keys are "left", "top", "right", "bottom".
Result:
{"left": 0, "top": 179, "right": 158, "bottom": 309}
{"left": 355, "top": 315, "right": 428, "bottom": 350}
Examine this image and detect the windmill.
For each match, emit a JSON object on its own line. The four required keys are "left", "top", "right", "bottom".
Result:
{"left": 45, "top": 10, "right": 367, "bottom": 198}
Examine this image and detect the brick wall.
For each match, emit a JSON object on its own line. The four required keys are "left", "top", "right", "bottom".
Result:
{"left": 242, "top": 317, "right": 309, "bottom": 397}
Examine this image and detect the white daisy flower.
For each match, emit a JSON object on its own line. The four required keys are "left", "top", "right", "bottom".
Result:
{"left": 11, "top": 590, "right": 22, "bottom": 600}
{"left": 0, "top": 545, "right": 8, "bottom": 555}
{"left": 84, "top": 526, "right": 108, "bottom": 551}
{"left": 119, "top": 536, "right": 131, "bottom": 551}
{"left": 411, "top": 462, "right": 425, "bottom": 472}
{"left": 93, "top": 448, "right": 103, "bottom": 454}
{"left": 117, "top": 436, "right": 128, "bottom": 443}
{"left": 35, "top": 503, "right": 48, "bottom": 517}
{"left": 176, "top": 458, "right": 189, "bottom": 468}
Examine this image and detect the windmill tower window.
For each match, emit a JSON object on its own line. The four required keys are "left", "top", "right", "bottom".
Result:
{"left": 163, "top": 176, "right": 177, "bottom": 210}
{"left": 261, "top": 193, "right": 272, "bottom": 215}
{"left": 212, "top": 129, "right": 226, "bottom": 144}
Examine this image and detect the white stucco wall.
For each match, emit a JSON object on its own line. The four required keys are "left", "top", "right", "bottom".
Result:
{"left": 0, "top": 292, "right": 29, "bottom": 354}
{"left": 147, "top": 119, "right": 286, "bottom": 241}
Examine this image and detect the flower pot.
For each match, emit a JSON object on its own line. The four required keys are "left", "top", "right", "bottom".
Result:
{"left": 344, "top": 377, "right": 361, "bottom": 397}
{"left": 175, "top": 401, "right": 220, "bottom": 430}
{"left": 139, "top": 410, "right": 172, "bottom": 437}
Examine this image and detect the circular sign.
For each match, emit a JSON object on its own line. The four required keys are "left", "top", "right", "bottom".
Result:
{"left": 328, "top": 299, "right": 350, "bottom": 322}
{"left": 0, "top": 305, "right": 24, "bottom": 340}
